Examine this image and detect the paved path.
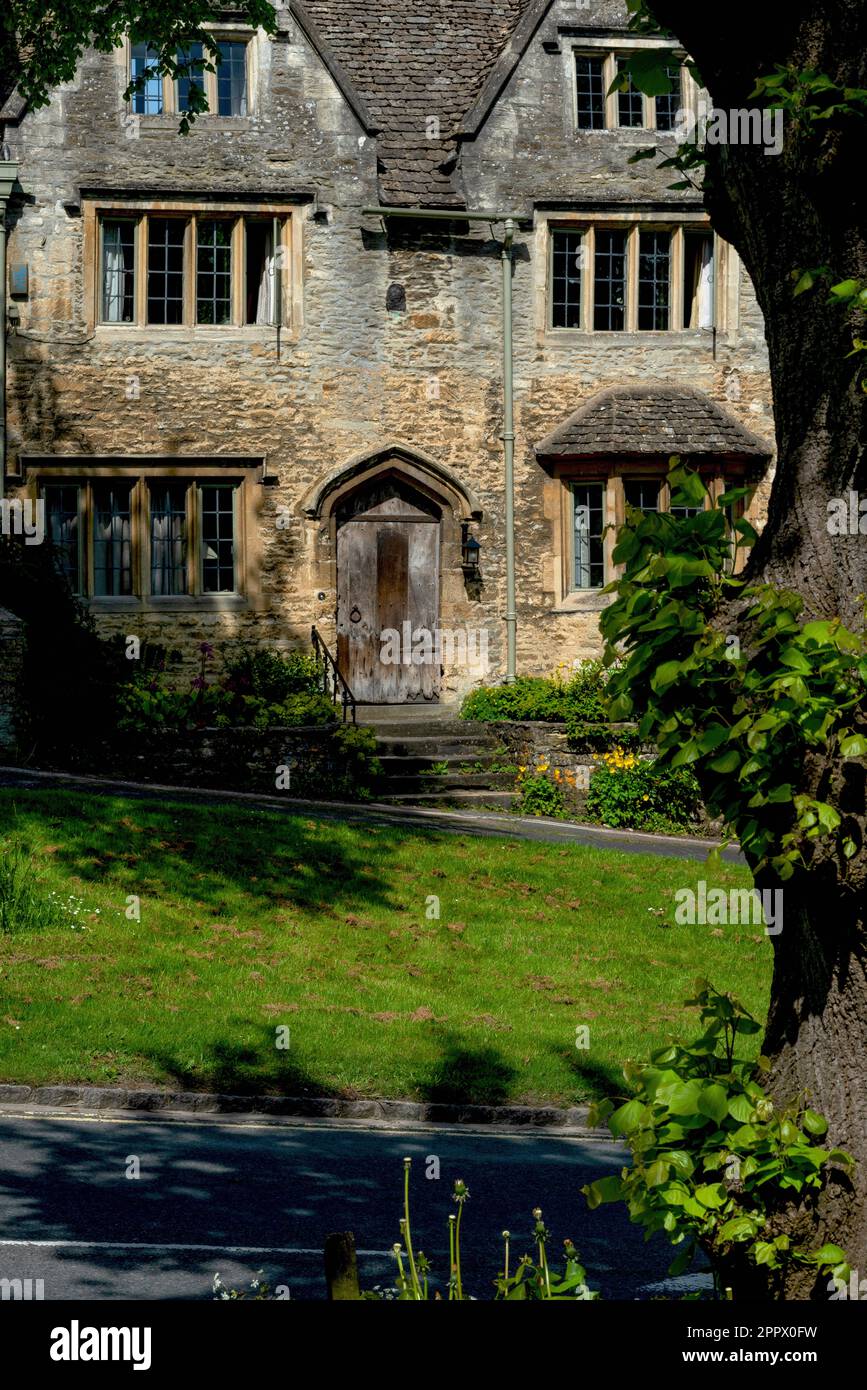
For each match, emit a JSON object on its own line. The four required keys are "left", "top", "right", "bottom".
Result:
{"left": 0, "top": 1110, "right": 698, "bottom": 1301}
{"left": 0, "top": 765, "right": 742, "bottom": 862}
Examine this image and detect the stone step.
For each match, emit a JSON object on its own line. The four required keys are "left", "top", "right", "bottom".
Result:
{"left": 378, "top": 753, "right": 504, "bottom": 776}
{"left": 362, "top": 717, "right": 491, "bottom": 737}
{"left": 375, "top": 736, "right": 505, "bottom": 759}
{"left": 381, "top": 770, "right": 509, "bottom": 794}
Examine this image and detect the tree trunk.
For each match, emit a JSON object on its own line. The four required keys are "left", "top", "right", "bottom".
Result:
{"left": 650, "top": 0, "right": 867, "bottom": 1293}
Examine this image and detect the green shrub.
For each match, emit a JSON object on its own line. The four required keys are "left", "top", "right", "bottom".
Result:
{"left": 327, "top": 725, "right": 382, "bottom": 799}
{"left": 0, "top": 534, "right": 143, "bottom": 757}
{"left": 117, "top": 646, "right": 336, "bottom": 734}
{"left": 225, "top": 648, "right": 319, "bottom": 703}
{"left": 461, "top": 660, "right": 614, "bottom": 724}
{"left": 586, "top": 748, "right": 701, "bottom": 832}
{"left": 584, "top": 982, "right": 852, "bottom": 1299}
{"left": 514, "top": 770, "right": 569, "bottom": 819}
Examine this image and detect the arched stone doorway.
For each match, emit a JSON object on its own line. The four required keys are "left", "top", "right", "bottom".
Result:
{"left": 299, "top": 444, "right": 483, "bottom": 705}
{"left": 337, "top": 475, "right": 441, "bottom": 702}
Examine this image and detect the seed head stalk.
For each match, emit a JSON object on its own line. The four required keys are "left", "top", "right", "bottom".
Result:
{"left": 402, "top": 1157, "right": 422, "bottom": 1299}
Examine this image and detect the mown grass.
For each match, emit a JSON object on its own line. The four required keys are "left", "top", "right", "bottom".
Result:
{"left": 0, "top": 789, "right": 772, "bottom": 1104}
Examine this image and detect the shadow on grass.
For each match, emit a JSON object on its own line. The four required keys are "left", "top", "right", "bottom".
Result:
{"left": 0, "top": 787, "right": 398, "bottom": 920}
{"left": 416, "top": 1031, "right": 517, "bottom": 1105}
{"left": 545, "top": 1041, "right": 622, "bottom": 1101}
{"left": 143, "top": 1033, "right": 335, "bottom": 1099}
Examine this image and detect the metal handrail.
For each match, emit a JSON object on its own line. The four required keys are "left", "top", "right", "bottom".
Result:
{"left": 311, "top": 627, "right": 357, "bottom": 724}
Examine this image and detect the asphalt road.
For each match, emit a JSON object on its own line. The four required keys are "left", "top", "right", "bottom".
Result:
{"left": 0, "top": 765, "right": 743, "bottom": 861}
{"left": 0, "top": 1111, "right": 704, "bottom": 1301}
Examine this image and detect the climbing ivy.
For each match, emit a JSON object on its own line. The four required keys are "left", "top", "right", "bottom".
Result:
{"left": 584, "top": 981, "right": 853, "bottom": 1293}
{"left": 600, "top": 462, "right": 867, "bottom": 879}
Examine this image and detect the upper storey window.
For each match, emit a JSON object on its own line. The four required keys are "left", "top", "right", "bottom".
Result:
{"left": 94, "top": 206, "right": 290, "bottom": 329}
{"left": 549, "top": 221, "right": 716, "bottom": 333}
{"left": 573, "top": 49, "right": 684, "bottom": 132}
{"left": 128, "top": 35, "right": 251, "bottom": 118}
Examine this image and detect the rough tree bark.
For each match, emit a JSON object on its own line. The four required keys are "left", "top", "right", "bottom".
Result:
{"left": 650, "top": 0, "right": 867, "bottom": 1295}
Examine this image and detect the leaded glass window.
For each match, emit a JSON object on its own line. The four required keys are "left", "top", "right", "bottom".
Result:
{"left": 130, "top": 43, "right": 163, "bottom": 114}
{"left": 616, "top": 58, "right": 644, "bottom": 128}
{"left": 93, "top": 484, "right": 133, "bottom": 597}
{"left": 45, "top": 485, "right": 82, "bottom": 593}
{"left": 101, "top": 220, "right": 136, "bottom": 324}
{"left": 551, "top": 230, "right": 584, "bottom": 329}
{"left": 655, "top": 66, "right": 683, "bottom": 132}
{"left": 217, "top": 41, "right": 248, "bottom": 116}
{"left": 637, "top": 231, "right": 672, "bottom": 331}
{"left": 150, "top": 483, "right": 189, "bottom": 595}
{"left": 594, "top": 230, "right": 627, "bottom": 331}
{"left": 573, "top": 484, "right": 605, "bottom": 590}
{"left": 147, "top": 219, "right": 185, "bottom": 325}
{"left": 196, "top": 220, "right": 232, "bottom": 325}
{"left": 201, "top": 485, "right": 236, "bottom": 593}
{"left": 575, "top": 55, "right": 605, "bottom": 129}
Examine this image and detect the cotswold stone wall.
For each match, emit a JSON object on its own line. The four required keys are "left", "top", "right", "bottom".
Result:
{"left": 0, "top": 608, "right": 26, "bottom": 754}
{"left": 3, "top": 0, "right": 774, "bottom": 698}
{"left": 52, "top": 723, "right": 377, "bottom": 798}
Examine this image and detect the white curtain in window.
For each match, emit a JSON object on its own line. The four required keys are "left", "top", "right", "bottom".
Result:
{"left": 151, "top": 506, "right": 186, "bottom": 595}
{"left": 697, "top": 238, "right": 715, "bottom": 329}
{"left": 103, "top": 226, "right": 125, "bottom": 323}
{"left": 256, "top": 236, "right": 275, "bottom": 325}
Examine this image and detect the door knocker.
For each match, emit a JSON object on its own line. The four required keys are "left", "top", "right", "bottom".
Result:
{"left": 349, "top": 606, "right": 362, "bottom": 624}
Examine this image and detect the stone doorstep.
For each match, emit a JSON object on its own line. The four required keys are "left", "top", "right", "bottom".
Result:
{"left": 0, "top": 1084, "right": 597, "bottom": 1134}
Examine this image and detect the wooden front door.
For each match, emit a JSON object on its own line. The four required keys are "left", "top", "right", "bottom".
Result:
{"left": 336, "top": 485, "right": 441, "bottom": 703}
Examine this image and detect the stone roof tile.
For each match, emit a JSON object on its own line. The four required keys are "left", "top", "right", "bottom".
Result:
{"left": 535, "top": 386, "right": 772, "bottom": 459}
{"left": 301, "top": 0, "right": 538, "bottom": 205}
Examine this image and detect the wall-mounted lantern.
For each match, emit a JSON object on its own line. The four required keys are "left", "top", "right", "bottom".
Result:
{"left": 461, "top": 525, "right": 481, "bottom": 576}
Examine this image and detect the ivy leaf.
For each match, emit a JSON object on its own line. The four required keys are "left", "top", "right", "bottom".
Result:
{"left": 802, "top": 1110, "right": 829, "bottom": 1137}
{"left": 698, "top": 1085, "right": 729, "bottom": 1123}
{"left": 840, "top": 732, "right": 867, "bottom": 758}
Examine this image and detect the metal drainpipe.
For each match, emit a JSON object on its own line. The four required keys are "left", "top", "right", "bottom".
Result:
{"left": 362, "top": 205, "right": 523, "bottom": 683}
{"left": 501, "top": 217, "right": 516, "bottom": 682}
{"left": 0, "top": 161, "right": 19, "bottom": 500}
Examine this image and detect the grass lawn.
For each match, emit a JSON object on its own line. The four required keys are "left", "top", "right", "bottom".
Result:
{"left": 0, "top": 789, "right": 771, "bottom": 1105}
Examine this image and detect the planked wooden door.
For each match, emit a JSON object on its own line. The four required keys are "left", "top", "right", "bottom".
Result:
{"left": 337, "top": 487, "right": 441, "bottom": 703}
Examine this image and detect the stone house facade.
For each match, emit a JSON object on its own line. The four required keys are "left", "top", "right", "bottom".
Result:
{"left": 0, "top": 0, "right": 774, "bottom": 706}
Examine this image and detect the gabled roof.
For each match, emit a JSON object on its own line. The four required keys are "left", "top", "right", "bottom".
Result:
{"left": 300, "top": 0, "right": 543, "bottom": 206}
{"left": 535, "top": 386, "right": 773, "bottom": 460}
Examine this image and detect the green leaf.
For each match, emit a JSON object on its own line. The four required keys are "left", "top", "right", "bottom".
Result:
{"left": 694, "top": 1182, "right": 727, "bottom": 1208}
{"left": 809, "top": 1243, "right": 847, "bottom": 1266}
{"left": 617, "top": 48, "right": 680, "bottom": 97}
{"left": 608, "top": 1099, "right": 649, "bottom": 1136}
{"left": 802, "top": 1109, "right": 828, "bottom": 1137}
{"left": 719, "top": 1215, "right": 758, "bottom": 1242}
{"left": 583, "top": 1175, "right": 624, "bottom": 1209}
{"left": 840, "top": 732, "right": 867, "bottom": 758}
{"left": 727, "top": 1093, "right": 755, "bottom": 1123}
{"left": 709, "top": 749, "right": 741, "bottom": 774}
{"left": 698, "top": 1085, "right": 729, "bottom": 1123}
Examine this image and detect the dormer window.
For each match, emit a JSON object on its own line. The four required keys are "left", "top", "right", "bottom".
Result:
{"left": 573, "top": 48, "right": 685, "bottom": 132}
{"left": 127, "top": 34, "right": 252, "bottom": 119}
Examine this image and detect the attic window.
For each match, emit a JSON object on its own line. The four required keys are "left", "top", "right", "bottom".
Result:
{"left": 573, "top": 49, "right": 685, "bottom": 132}
{"left": 128, "top": 34, "right": 252, "bottom": 118}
